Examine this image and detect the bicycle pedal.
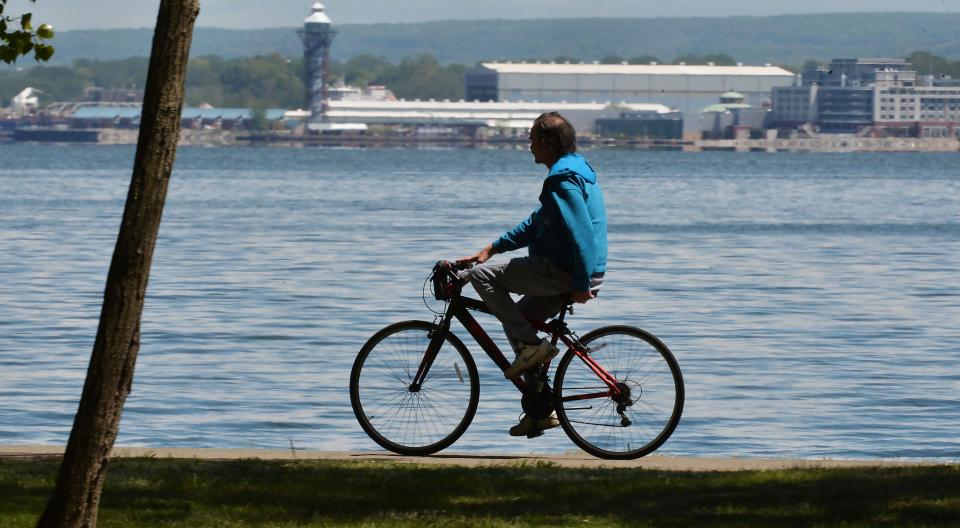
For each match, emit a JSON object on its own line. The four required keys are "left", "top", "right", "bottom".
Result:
{"left": 525, "top": 430, "right": 544, "bottom": 439}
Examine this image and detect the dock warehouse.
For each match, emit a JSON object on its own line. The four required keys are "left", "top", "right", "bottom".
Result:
{"left": 466, "top": 62, "right": 795, "bottom": 132}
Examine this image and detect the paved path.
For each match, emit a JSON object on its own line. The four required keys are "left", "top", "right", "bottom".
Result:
{"left": 0, "top": 445, "right": 942, "bottom": 471}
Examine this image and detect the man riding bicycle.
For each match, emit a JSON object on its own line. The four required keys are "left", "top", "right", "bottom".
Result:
{"left": 459, "top": 111, "right": 608, "bottom": 437}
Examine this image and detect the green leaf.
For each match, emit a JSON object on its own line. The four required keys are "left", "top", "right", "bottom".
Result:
{"left": 9, "top": 32, "right": 29, "bottom": 54}
{"left": 20, "top": 12, "right": 30, "bottom": 30}
{"left": 0, "top": 46, "right": 17, "bottom": 64}
{"left": 15, "top": 32, "right": 32, "bottom": 53}
{"left": 37, "top": 23, "right": 53, "bottom": 39}
{"left": 34, "top": 43, "right": 53, "bottom": 61}
{"left": 9, "top": 34, "right": 32, "bottom": 55}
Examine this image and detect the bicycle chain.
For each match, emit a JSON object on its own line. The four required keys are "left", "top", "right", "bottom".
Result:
{"left": 562, "top": 386, "right": 624, "bottom": 428}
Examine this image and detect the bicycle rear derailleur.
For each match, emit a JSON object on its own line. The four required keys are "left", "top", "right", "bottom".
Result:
{"left": 614, "top": 382, "right": 634, "bottom": 427}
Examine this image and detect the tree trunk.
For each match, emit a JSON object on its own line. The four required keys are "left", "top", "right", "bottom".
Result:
{"left": 36, "top": 1, "right": 200, "bottom": 527}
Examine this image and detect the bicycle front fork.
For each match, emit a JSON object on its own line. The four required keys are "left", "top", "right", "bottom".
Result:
{"left": 409, "top": 316, "right": 451, "bottom": 392}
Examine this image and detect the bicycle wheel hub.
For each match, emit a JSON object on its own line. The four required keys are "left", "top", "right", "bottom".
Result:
{"left": 613, "top": 382, "right": 633, "bottom": 404}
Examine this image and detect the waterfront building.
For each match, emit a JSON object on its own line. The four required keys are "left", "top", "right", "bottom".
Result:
{"left": 9, "top": 87, "right": 41, "bottom": 117}
{"left": 770, "top": 58, "right": 960, "bottom": 137}
{"left": 814, "top": 59, "right": 908, "bottom": 133}
{"left": 875, "top": 72, "right": 960, "bottom": 138}
{"left": 322, "top": 99, "right": 675, "bottom": 136}
{"left": 817, "top": 86, "right": 874, "bottom": 133}
{"left": 66, "top": 105, "right": 291, "bottom": 130}
{"left": 594, "top": 110, "right": 684, "bottom": 140}
{"left": 464, "top": 61, "right": 795, "bottom": 132}
{"left": 327, "top": 84, "right": 396, "bottom": 102}
{"left": 54, "top": 99, "right": 678, "bottom": 140}
{"left": 770, "top": 85, "right": 818, "bottom": 128}
{"left": 692, "top": 91, "right": 770, "bottom": 138}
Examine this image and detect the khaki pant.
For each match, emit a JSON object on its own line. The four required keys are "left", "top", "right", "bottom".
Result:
{"left": 468, "top": 256, "right": 603, "bottom": 349}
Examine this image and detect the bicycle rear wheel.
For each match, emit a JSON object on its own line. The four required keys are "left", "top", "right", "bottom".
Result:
{"left": 350, "top": 320, "right": 479, "bottom": 455}
{"left": 554, "top": 325, "right": 684, "bottom": 460}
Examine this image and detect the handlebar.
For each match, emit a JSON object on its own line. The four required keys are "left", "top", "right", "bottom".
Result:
{"left": 445, "top": 259, "right": 475, "bottom": 272}
{"left": 431, "top": 260, "right": 472, "bottom": 301}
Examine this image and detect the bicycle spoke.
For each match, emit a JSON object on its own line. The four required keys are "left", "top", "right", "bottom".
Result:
{"left": 351, "top": 321, "right": 479, "bottom": 455}
{"left": 556, "top": 326, "right": 683, "bottom": 459}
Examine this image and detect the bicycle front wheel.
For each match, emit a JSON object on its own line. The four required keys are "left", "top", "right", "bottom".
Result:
{"left": 350, "top": 320, "right": 479, "bottom": 456}
{"left": 554, "top": 325, "right": 684, "bottom": 459}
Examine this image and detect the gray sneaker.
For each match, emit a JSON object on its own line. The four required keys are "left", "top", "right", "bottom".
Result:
{"left": 504, "top": 338, "right": 559, "bottom": 379}
{"left": 509, "top": 412, "right": 560, "bottom": 437}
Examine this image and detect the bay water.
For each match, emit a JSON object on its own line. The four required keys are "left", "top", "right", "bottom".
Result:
{"left": 1, "top": 143, "right": 958, "bottom": 460}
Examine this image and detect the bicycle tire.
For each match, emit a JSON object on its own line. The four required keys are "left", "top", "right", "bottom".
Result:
{"left": 350, "top": 320, "right": 480, "bottom": 456}
{"left": 554, "top": 325, "right": 684, "bottom": 460}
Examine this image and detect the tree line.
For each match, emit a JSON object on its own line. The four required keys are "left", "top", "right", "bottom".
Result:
{"left": 0, "top": 52, "right": 468, "bottom": 107}
{"left": 4, "top": 50, "right": 960, "bottom": 109}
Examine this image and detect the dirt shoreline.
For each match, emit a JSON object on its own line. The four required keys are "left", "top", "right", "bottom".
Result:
{"left": 0, "top": 445, "right": 944, "bottom": 471}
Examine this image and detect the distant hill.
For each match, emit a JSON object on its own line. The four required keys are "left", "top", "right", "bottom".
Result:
{"left": 17, "top": 13, "right": 960, "bottom": 68}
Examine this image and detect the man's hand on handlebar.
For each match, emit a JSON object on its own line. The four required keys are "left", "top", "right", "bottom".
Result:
{"left": 457, "top": 243, "right": 495, "bottom": 267}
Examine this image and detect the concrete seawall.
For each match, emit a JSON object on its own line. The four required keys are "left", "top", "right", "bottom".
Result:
{"left": 0, "top": 445, "right": 942, "bottom": 471}
{"left": 9, "top": 128, "right": 960, "bottom": 152}
{"left": 691, "top": 136, "right": 960, "bottom": 152}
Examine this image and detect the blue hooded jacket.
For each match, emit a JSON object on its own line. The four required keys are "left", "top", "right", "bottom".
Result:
{"left": 492, "top": 153, "right": 608, "bottom": 291}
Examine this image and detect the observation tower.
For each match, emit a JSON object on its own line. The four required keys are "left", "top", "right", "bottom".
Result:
{"left": 297, "top": 3, "right": 337, "bottom": 121}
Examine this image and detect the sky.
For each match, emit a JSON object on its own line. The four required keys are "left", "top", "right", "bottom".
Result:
{"left": 21, "top": 0, "right": 960, "bottom": 30}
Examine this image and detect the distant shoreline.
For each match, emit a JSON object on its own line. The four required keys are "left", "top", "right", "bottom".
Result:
{"left": 4, "top": 128, "right": 960, "bottom": 152}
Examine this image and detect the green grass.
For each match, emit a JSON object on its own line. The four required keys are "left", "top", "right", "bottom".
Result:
{"left": 1, "top": 458, "right": 959, "bottom": 527}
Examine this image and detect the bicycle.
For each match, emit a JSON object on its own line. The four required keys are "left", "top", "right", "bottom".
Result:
{"left": 349, "top": 260, "right": 684, "bottom": 460}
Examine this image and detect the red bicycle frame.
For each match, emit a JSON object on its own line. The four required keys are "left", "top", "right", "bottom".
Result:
{"left": 410, "top": 287, "right": 622, "bottom": 401}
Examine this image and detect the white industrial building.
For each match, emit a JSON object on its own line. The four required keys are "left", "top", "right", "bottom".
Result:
{"left": 323, "top": 99, "right": 675, "bottom": 134}
{"left": 466, "top": 62, "right": 795, "bottom": 132}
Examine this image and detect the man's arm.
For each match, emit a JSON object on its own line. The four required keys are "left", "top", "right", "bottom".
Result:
{"left": 493, "top": 210, "right": 537, "bottom": 252}
{"left": 459, "top": 210, "right": 538, "bottom": 265}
